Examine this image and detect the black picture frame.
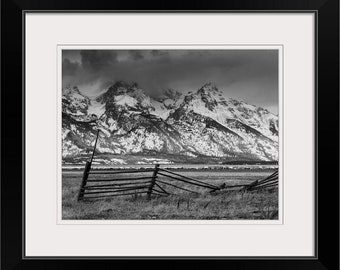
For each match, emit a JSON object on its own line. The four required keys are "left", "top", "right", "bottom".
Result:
{"left": 1, "top": 0, "right": 339, "bottom": 269}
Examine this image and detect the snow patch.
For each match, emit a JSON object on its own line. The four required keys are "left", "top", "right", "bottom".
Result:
{"left": 110, "top": 158, "right": 126, "bottom": 165}
{"left": 150, "top": 100, "right": 170, "bottom": 120}
{"left": 88, "top": 100, "right": 105, "bottom": 117}
{"left": 141, "top": 158, "right": 173, "bottom": 164}
{"left": 115, "top": 95, "right": 137, "bottom": 107}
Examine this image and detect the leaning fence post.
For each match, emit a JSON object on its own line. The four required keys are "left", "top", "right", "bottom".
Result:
{"left": 78, "top": 130, "right": 100, "bottom": 201}
{"left": 90, "top": 129, "right": 100, "bottom": 164}
{"left": 147, "top": 164, "right": 159, "bottom": 200}
{"left": 77, "top": 161, "right": 91, "bottom": 201}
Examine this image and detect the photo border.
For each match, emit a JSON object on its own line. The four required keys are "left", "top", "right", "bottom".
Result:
{"left": 23, "top": 11, "right": 316, "bottom": 259}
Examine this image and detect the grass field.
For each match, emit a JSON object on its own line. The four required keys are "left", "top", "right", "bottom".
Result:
{"left": 62, "top": 168, "right": 278, "bottom": 220}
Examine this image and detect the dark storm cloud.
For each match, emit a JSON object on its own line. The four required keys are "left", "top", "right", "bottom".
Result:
{"left": 62, "top": 58, "right": 80, "bottom": 76}
{"left": 62, "top": 50, "right": 278, "bottom": 113}
{"left": 80, "top": 50, "right": 118, "bottom": 71}
{"left": 150, "top": 50, "right": 169, "bottom": 57}
{"left": 128, "top": 50, "right": 144, "bottom": 61}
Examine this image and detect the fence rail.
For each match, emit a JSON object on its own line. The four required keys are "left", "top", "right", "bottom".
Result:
{"left": 89, "top": 169, "right": 155, "bottom": 175}
{"left": 85, "top": 181, "right": 152, "bottom": 189}
{"left": 159, "top": 168, "right": 219, "bottom": 189}
{"left": 86, "top": 176, "right": 156, "bottom": 182}
{"left": 83, "top": 191, "right": 148, "bottom": 200}
{"left": 157, "top": 171, "right": 219, "bottom": 190}
{"left": 242, "top": 169, "right": 279, "bottom": 191}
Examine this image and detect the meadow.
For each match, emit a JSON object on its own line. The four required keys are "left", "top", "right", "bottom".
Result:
{"left": 62, "top": 167, "right": 278, "bottom": 220}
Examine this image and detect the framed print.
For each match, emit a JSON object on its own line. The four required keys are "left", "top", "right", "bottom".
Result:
{"left": 1, "top": 1, "right": 339, "bottom": 269}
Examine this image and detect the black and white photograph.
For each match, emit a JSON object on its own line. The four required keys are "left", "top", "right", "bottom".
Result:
{"left": 61, "top": 49, "right": 280, "bottom": 220}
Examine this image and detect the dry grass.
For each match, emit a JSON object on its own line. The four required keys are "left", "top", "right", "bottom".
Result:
{"left": 62, "top": 169, "right": 278, "bottom": 220}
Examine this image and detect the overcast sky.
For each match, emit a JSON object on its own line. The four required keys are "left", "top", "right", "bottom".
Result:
{"left": 62, "top": 49, "right": 278, "bottom": 114}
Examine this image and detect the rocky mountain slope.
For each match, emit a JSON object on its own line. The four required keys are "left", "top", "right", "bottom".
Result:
{"left": 62, "top": 82, "right": 278, "bottom": 164}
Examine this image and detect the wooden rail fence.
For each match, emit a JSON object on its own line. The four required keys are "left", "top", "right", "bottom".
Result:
{"left": 77, "top": 163, "right": 221, "bottom": 201}
{"left": 77, "top": 165, "right": 278, "bottom": 201}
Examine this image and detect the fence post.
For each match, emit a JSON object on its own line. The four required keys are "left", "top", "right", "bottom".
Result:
{"left": 78, "top": 130, "right": 100, "bottom": 201}
{"left": 147, "top": 164, "right": 159, "bottom": 200}
{"left": 90, "top": 129, "right": 100, "bottom": 164}
{"left": 77, "top": 161, "right": 91, "bottom": 201}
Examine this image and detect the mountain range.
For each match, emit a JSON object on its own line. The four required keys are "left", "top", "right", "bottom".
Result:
{"left": 62, "top": 81, "right": 278, "bottom": 165}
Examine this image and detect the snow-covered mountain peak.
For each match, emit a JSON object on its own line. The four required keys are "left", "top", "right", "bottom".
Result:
{"left": 197, "top": 82, "right": 220, "bottom": 94}
{"left": 156, "top": 88, "right": 183, "bottom": 109}
{"left": 62, "top": 86, "right": 90, "bottom": 118}
{"left": 180, "top": 83, "right": 225, "bottom": 111}
{"left": 63, "top": 86, "right": 82, "bottom": 97}
{"left": 93, "top": 81, "right": 153, "bottom": 111}
{"left": 158, "top": 88, "right": 182, "bottom": 101}
{"left": 96, "top": 81, "right": 130, "bottom": 102}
